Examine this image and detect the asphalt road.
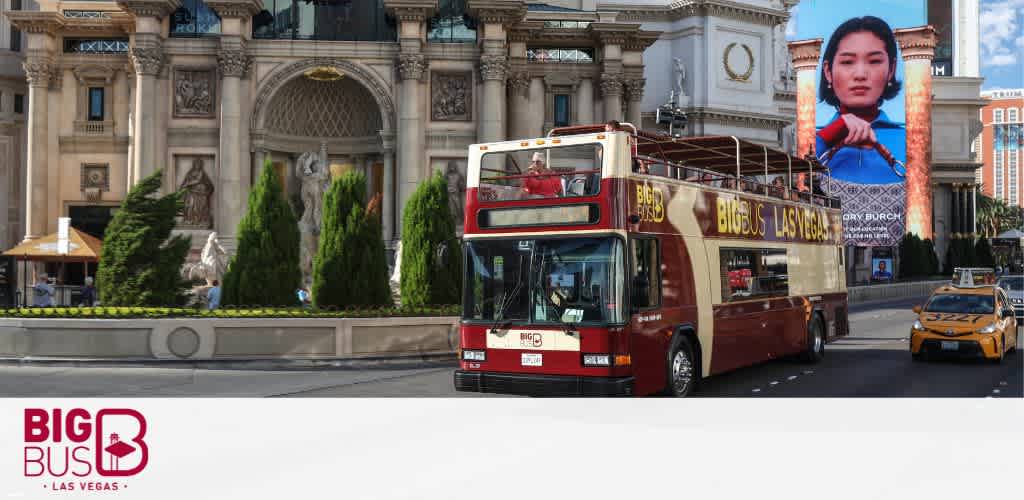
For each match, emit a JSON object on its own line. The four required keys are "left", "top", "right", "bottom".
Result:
{"left": 0, "top": 297, "right": 1020, "bottom": 397}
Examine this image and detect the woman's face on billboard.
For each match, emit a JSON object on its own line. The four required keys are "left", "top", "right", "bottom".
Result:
{"left": 826, "top": 31, "right": 894, "bottom": 111}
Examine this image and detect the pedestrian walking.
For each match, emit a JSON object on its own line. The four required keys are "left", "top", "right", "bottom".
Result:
{"left": 33, "top": 273, "right": 55, "bottom": 307}
{"left": 207, "top": 279, "right": 222, "bottom": 310}
{"left": 79, "top": 276, "right": 97, "bottom": 307}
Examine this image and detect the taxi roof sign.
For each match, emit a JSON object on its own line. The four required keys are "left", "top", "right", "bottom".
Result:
{"left": 951, "top": 267, "right": 996, "bottom": 288}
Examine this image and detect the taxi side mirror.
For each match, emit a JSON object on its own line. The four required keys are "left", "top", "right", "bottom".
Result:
{"left": 912, "top": 305, "right": 922, "bottom": 314}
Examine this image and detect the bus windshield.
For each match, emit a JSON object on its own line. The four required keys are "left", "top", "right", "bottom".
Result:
{"left": 477, "top": 143, "right": 603, "bottom": 201}
{"left": 464, "top": 237, "right": 626, "bottom": 325}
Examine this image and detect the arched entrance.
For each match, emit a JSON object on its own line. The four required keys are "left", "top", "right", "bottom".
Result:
{"left": 251, "top": 59, "right": 397, "bottom": 243}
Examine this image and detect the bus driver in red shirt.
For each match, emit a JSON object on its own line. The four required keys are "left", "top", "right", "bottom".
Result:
{"left": 523, "top": 151, "right": 564, "bottom": 197}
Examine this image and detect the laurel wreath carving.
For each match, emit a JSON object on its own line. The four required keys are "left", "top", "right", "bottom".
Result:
{"left": 723, "top": 42, "right": 755, "bottom": 82}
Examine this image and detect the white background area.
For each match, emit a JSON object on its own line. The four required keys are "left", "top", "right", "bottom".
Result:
{"left": 2, "top": 399, "right": 1022, "bottom": 499}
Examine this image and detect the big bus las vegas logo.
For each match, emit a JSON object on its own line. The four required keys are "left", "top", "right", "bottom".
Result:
{"left": 23, "top": 408, "right": 149, "bottom": 492}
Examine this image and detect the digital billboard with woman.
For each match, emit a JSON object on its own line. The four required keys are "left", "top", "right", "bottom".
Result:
{"left": 790, "top": 1, "right": 926, "bottom": 247}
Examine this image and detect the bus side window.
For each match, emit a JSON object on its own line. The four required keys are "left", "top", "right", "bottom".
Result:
{"left": 631, "top": 238, "right": 661, "bottom": 309}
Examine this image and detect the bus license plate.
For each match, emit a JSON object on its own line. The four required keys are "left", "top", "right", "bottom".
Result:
{"left": 521, "top": 353, "right": 543, "bottom": 366}
{"left": 941, "top": 341, "right": 958, "bottom": 351}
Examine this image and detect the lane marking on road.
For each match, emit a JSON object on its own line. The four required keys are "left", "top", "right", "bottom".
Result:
{"left": 787, "top": 375, "right": 797, "bottom": 381}
{"left": 751, "top": 388, "right": 761, "bottom": 393}
{"left": 999, "top": 381, "right": 1007, "bottom": 386}
{"left": 992, "top": 389, "right": 1001, "bottom": 394}
{"left": 770, "top": 381, "right": 779, "bottom": 386}
{"left": 803, "top": 370, "right": 814, "bottom": 375}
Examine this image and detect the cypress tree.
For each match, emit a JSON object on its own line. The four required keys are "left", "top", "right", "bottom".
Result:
{"left": 974, "top": 237, "right": 995, "bottom": 267}
{"left": 923, "top": 238, "right": 940, "bottom": 276}
{"left": 313, "top": 171, "right": 392, "bottom": 308}
{"left": 97, "top": 169, "right": 191, "bottom": 306}
{"left": 400, "top": 171, "right": 462, "bottom": 306}
{"left": 222, "top": 159, "right": 301, "bottom": 305}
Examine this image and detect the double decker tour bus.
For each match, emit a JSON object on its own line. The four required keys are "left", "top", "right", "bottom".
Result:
{"left": 454, "top": 124, "right": 849, "bottom": 397}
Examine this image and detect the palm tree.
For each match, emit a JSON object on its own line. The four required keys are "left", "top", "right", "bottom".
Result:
{"left": 976, "top": 190, "right": 1023, "bottom": 238}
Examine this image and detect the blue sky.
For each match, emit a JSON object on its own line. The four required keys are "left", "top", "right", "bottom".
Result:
{"left": 979, "top": 0, "right": 1024, "bottom": 90}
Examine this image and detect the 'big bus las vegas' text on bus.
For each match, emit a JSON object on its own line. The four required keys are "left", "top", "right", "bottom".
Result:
{"left": 454, "top": 124, "right": 849, "bottom": 397}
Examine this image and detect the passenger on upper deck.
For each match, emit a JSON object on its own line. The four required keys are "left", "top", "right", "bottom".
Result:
{"left": 522, "top": 152, "right": 564, "bottom": 198}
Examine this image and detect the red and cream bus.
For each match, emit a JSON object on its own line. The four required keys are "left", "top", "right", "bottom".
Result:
{"left": 454, "top": 124, "right": 849, "bottom": 397}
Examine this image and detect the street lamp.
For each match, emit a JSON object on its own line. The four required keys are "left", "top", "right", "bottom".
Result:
{"left": 655, "top": 90, "right": 687, "bottom": 137}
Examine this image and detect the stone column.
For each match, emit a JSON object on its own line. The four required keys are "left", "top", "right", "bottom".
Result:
{"left": 22, "top": 59, "right": 51, "bottom": 242}
{"left": 624, "top": 78, "right": 645, "bottom": 128}
{"left": 253, "top": 148, "right": 266, "bottom": 183}
{"left": 128, "top": 36, "right": 164, "bottom": 186}
{"left": 382, "top": 149, "right": 396, "bottom": 242}
{"left": 397, "top": 53, "right": 426, "bottom": 238}
{"left": 895, "top": 26, "right": 937, "bottom": 239}
{"left": 576, "top": 77, "right": 594, "bottom": 125}
{"left": 479, "top": 54, "right": 508, "bottom": 142}
{"left": 208, "top": 1, "right": 260, "bottom": 250}
{"left": 950, "top": 183, "right": 960, "bottom": 237}
{"left": 600, "top": 74, "right": 623, "bottom": 123}
{"left": 788, "top": 39, "right": 824, "bottom": 159}
{"left": 507, "top": 72, "right": 530, "bottom": 140}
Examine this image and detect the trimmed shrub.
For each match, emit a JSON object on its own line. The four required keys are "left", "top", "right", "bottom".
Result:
{"left": 313, "top": 171, "right": 392, "bottom": 308}
{"left": 923, "top": 238, "right": 940, "bottom": 276}
{"left": 97, "top": 169, "right": 191, "bottom": 306}
{"left": 400, "top": 171, "right": 462, "bottom": 306}
{"left": 222, "top": 159, "right": 302, "bottom": 305}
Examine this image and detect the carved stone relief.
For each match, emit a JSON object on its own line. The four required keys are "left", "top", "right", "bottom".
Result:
{"left": 174, "top": 68, "right": 216, "bottom": 118}
{"left": 176, "top": 156, "right": 215, "bottom": 229}
{"left": 80, "top": 164, "right": 110, "bottom": 191}
{"left": 431, "top": 72, "right": 472, "bottom": 122}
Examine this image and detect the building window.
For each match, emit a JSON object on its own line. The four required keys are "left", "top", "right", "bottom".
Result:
{"left": 994, "top": 109, "right": 1003, "bottom": 123}
{"left": 427, "top": 0, "right": 475, "bottom": 42}
{"left": 14, "top": 94, "right": 23, "bottom": 114}
{"left": 720, "top": 248, "right": 789, "bottom": 302}
{"left": 64, "top": 39, "right": 129, "bottom": 54}
{"left": 9, "top": 0, "right": 22, "bottom": 52}
{"left": 253, "top": 0, "right": 396, "bottom": 41}
{"left": 1010, "top": 108, "right": 1020, "bottom": 123}
{"left": 88, "top": 88, "right": 104, "bottom": 121}
{"left": 631, "top": 238, "right": 660, "bottom": 309}
{"left": 527, "top": 48, "right": 595, "bottom": 63}
{"left": 553, "top": 94, "right": 571, "bottom": 127}
{"left": 1010, "top": 152, "right": 1019, "bottom": 206}
{"left": 542, "top": 20, "right": 591, "bottom": 29}
{"left": 995, "top": 151, "right": 1004, "bottom": 200}
{"left": 170, "top": 0, "right": 222, "bottom": 37}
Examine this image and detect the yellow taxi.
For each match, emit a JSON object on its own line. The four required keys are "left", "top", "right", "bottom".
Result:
{"left": 910, "top": 268, "right": 1018, "bottom": 363}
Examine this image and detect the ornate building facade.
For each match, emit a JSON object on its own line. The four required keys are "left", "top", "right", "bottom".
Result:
{"left": 0, "top": 0, "right": 28, "bottom": 253}
{"left": 2, "top": 0, "right": 806, "bottom": 269}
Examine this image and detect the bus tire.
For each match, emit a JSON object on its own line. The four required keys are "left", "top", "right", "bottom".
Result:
{"left": 800, "top": 315, "right": 825, "bottom": 363}
{"left": 666, "top": 335, "right": 697, "bottom": 397}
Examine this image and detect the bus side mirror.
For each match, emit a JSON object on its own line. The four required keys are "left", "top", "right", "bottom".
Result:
{"left": 912, "top": 305, "right": 922, "bottom": 314}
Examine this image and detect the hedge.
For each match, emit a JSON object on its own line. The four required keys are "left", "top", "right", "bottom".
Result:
{"left": 0, "top": 305, "right": 460, "bottom": 320}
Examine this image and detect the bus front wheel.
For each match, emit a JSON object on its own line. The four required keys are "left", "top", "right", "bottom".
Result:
{"left": 801, "top": 316, "right": 825, "bottom": 363}
{"left": 666, "top": 335, "right": 697, "bottom": 397}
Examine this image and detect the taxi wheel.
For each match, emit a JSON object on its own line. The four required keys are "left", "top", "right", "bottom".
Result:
{"left": 911, "top": 351, "right": 926, "bottom": 362}
{"left": 800, "top": 316, "right": 825, "bottom": 363}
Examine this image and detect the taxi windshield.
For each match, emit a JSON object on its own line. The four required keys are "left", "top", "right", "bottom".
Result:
{"left": 924, "top": 294, "right": 995, "bottom": 315}
{"left": 477, "top": 143, "right": 603, "bottom": 201}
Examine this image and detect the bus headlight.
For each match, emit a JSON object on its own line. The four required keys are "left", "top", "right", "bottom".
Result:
{"left": 912, "top": 320, "right": 927, "bottom": 332}
{"left": 977, "top": 323, "right": 998, "bottom": 335}
{"left": 582, "top": 354, "right": 611, "bottom": 367}
{"left": 462, "top": 349, "right": 486, "bottom": 361}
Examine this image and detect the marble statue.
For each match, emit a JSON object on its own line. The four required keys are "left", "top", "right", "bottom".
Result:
{"left": 444, "top": 160, "right": 466, "bottom": 225}
{"left": 199, "top": 232, "right": 228, "bottom": 285}
{"left": 296, "top": 151, "right": 330, "bottom": 286}
{"left": 179, "top": 158, "right": 214, "bottom": 228}
{"left": 389, "top": 240, "right": 403, "bottom": 305}
{"left": 673, "top": 57, "right": 688, "bottom": 98}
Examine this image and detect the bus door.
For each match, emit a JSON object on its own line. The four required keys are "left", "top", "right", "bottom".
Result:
{"left": 629, "top": 236, "right": 667, "bottom": 394}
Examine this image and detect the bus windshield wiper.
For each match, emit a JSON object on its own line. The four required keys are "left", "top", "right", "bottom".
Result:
{"left": 490, "top": 254, "right": 526, "bottom": 333}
